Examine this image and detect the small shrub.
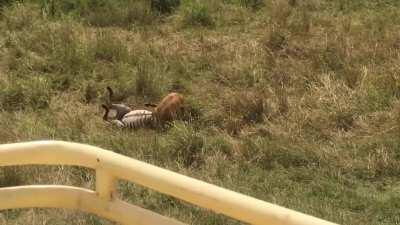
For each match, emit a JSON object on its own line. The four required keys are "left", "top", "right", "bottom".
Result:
{"left": 240, "top": 0, "right": 264, "bottom": 10}
{"left": 343, "top": 66, "right": 361, "bottom": 89}
{"left": 358, "top": 85, "right": 394, "bottom": 113}
{"left": 151, "top": 0, "right": 180, "bottom": 14}
{"left": 183, "top": 3, "right": 215, "bottom": 28}
{"left": 0, "top": 167, "right": 22, "bottom": 187}
{"left": 105, "top": 63, "right": 137, "bottom": 102}
{"left": 0, "top": 76, "right": 51, "bottom": 111}
{"left": 125, "top": 1, "right": 155, "bottom": 26}
{"left": 3, "top": 15, "right": 91, "bottom": 76}
{"left": 135, "top": 62, "right": 163, "bottom": 99}
{"left": 69, "top": 167, "right": 95, "bottom": 186}
{"left": 84, "top": 215, "right": 109, "bottom": 225}
{"left": 166, "top": 122, "right": 205, "bottom": 168}
{"left": 0, "top": 82, "right": 25, "bottom": 110}
{"left": 91, "top": 31, "right": 129, "bottom": 63}
{"left": 224, "top": 117, "right": 244, "bottom": 136}
{"left": 181, "top": 96, "right": 203, "bottom": 124}
{"left": 3, "top": 3, "right": 41, "bottom": 31}
{"left": 51, "top": 24, "right": 92, "bottom": 75}
{"left": 240, "top": 137, "right": 321, "bottom": 169}
{"left": 85, "top": 0, "right": 155, "bottom": 27}
{"left": 334, "top": 110, "right": 355, "bottom": 131}
{"left": 83, "top": 82, "right": 99, "bottom": 104}
{"left": 395, "top": 102, "right": 400, "bottom": 129}
{"left": 243, "top": 98, "right": 265, "bottom": 123}
{"left": 48, "top": 73, "right": 72, "bottom": 91}
{"left": 39, "top": 0, "right": 89, "bottom": 18}
{"left": 306, "top": 111, "right": 344, "bottom": 141}
{"left": 270, "top": 0, "right": 292, "bottom": 27}
{"left": 264, "top": 28, "right": 288, "bottom": 52}
{"left": 39, "top": 0, "right": 155, "bottom": 27}
{"left": 27, "top": 78, "right": 51, "bottom": 109}
{"left": 276, "top": 88, "right": 289, "bottom": 116}
{"left": 288, "top": 0, "right": 297, "bottom": 7}
{"left": 322, "top": 45, "right": 346, "bottom": 72}
{"left": 218, "top": 91, "right": 268, "bottom": 135}
{"left": 0, "top": 0, "right": 13, "bottom": 8}
{"left": 270, "top": 71, "right": 290, "bottom": 116}
{"left": 230, "top": 91, "right": 267, "bottom": 124}
{"left": 206, "top": 134, "right": 237, "bottom": 158}
{"left": 288, "top": 10, "right": 312, "bottom": 35}
{"left": 85, "top": 5, "right": 127, "bottom": 27}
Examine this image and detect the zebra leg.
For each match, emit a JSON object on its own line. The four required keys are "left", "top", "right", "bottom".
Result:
{"left": 110, "top": 120, "right": 125, "bottom": 128}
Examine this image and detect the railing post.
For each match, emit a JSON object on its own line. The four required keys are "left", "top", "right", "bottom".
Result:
{"left": 96, "top": 169, "right": 116, "bottom": 201}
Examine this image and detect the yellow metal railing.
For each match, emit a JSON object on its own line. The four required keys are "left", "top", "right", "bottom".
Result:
{"left": 0, "top": 141, "right": 339, "bottom": 225}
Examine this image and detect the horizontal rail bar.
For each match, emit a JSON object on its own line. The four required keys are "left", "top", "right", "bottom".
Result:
{"left": 0, "top": 141, "right": 339, "bottom": 225}
{"left": 0, "top": 185, "right": 184, "bottom": 225}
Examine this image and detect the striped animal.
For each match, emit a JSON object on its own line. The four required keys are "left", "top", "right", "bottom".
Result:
{"left": 102, "top": 105, "right": 153, "bottom": 129}
{"left": 102, "top": 86, "right": 132, "bottom": 120}
{"left": 102, "top": 87, "right": 184, "bottom": 129}
{"left": 102, "top": 103, "right": 132, "bottom": 121}
{"left": 102, "top": 87, "right": 154, "bottom": 129}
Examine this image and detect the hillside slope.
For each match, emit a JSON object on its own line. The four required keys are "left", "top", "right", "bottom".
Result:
{"left": 0, "top": 1, "right": 399, "bottom": 224}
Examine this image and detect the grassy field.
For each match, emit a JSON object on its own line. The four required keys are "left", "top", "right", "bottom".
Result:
{"left": 0, "top": 0, "right": 399, "bottom": 224}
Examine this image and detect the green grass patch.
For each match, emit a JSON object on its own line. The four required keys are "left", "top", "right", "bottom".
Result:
{"left": 0, "top": 0, "right": 399, "bottom": 224}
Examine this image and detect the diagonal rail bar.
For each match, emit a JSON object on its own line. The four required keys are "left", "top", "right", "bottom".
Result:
{"left": 0, "top": 185, "right": 185, "bottom": 225}
{"left": 0, "top": 141, "right": 339, "bottom": 225}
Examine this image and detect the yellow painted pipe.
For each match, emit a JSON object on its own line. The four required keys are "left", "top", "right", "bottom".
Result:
{"left": 0, "top": 141, "right": 339, "bottom": 225}
{"left": 0, "top": 185, "right": 185, "bottom": 225}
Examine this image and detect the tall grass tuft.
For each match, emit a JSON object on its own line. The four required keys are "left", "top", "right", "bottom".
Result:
{"left": 0, "top": 167, "right": 22, "bottom": 187}
{"left": 3, "top": 3, "right": 41, "bottom": 31}
{"left": 91, "top": 31, "right": 130, "bottom": 63}
{"left": 151, "top": 0, "right": 181, "bottom": 14}
{"left": 0, "top": 76, "right": 51, "bottom": 111}
{"left": 183, "top": 2, "right": 215, "bottom": 28}
{"left": 134, "top": 58, "right": 165, "bottom": 100}
{"left": 1, "top": 0, "right": 400, "bottom": 224}
{"left": 38, "top": 0, "right": 156, "bottom": 27}
{"left": 239, "top": 0, "right": 264, "bottom": 10}
{"left": 228, "top": 91, "right": 267, "bottom": 124}
{"left": 166, "top": 122, "right": 205, "bottom": 168}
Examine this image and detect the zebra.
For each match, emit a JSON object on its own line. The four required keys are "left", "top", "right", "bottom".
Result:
{"left": 101, "top": 87, "right": 154, "bottom": 129}
{"left": 102, "top": 105, "right": 154, "bottom": 129}
{"left": 101, "top": 87, "right": 184, "bottom": 129}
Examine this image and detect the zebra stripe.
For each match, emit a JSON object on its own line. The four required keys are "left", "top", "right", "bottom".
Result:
{"left": 110, "top": 119, "right": 125, "bottom": 128}
{"left": 119, "top": 110, "right": 154, "bottom": 129}
{"left": 109, "top": 104, "right": 132, "bottom": 120}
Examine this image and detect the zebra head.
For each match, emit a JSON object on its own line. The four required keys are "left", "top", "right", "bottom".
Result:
{"left": 102, "top": 103, "right": 132, "bottom": 121}
{"left": 102, "top": 86, "right": 132, "bottom": 121}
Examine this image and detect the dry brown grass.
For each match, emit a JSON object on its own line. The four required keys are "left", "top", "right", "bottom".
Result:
{"left": 1, "top": 1, "right": 400, "bottom": 224}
